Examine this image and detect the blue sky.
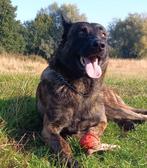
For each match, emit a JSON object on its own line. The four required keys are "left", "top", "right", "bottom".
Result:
{"left": 11, "top": 0, "right": 147, "bottom": 27}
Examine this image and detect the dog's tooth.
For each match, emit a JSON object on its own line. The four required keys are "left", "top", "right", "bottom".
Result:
{"left": 80, "top": 57, "right": 85, "bottom": 66}
{"left": 98, "top": 57, "right": 101, "bottom": 65}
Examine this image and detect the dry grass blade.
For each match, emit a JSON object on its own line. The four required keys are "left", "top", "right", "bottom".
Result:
{"left": 1, "top": 54, "right": 147, "bottom": 78}
{"left": 0, "top": 53, "right": 48, "bottom": 74}
{"left": 107, "top": 58, "right": 147, "bottom": 78}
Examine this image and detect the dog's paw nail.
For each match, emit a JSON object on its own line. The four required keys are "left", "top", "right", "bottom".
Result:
{"left": 87, "top": 149, "right": 94, "bottom": 155}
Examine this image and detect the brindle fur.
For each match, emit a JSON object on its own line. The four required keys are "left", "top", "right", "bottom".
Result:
{"left": 36, "top": 18, "right": 147, "bottom": 167}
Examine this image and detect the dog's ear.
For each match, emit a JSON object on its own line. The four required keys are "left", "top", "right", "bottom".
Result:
{"left": 61, "top": 14, "right": 72, "bottom": 41}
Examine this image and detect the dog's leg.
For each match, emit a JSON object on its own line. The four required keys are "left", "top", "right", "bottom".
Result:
{"left": 103, "top": 87, "right": 147, "bottom": 121}
{"left": 105, "top": 105, "right": 147, "bottom": 121}
{"left": 130, "top": 108, "right": 147, "bottom": 114}
{"left": 86, "top": 113, "right": 119, "bottom": 155}
{"left": 105, "top": 105, "right": 147, "bottom": 131}
{"left": 42, "top": 114, "right": 79, "bottom": 168}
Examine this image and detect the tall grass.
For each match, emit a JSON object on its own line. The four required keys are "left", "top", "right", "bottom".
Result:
{"left": 0, "top": 53, "right": 47, "bottom": 74}
{"left": 107, "top": 58, "right": 147, "bottom": 79}
{"left": 1, "top": 53, "right": 147, "bottom": 78}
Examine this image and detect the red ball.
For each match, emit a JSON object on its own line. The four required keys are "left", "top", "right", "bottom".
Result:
{"left": 80, "top": 133, "right": 99, "bottom": 149}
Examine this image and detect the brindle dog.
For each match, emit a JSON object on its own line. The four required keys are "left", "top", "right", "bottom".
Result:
{"left": 36, "top": 17, "right": 147, "bottom": 167}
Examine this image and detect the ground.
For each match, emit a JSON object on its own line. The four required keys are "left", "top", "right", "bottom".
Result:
{"left": 0, "top": 54, "right": 147, "bottom": 168}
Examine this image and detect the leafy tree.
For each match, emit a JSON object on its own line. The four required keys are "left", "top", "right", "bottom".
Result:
{"left": 24, "top": 2, "right": 87, "bottom": 59}
{"left": 0, "top": 0, "right": 25, "bottom": 53}
{"left": 108, "top": 13, "right": 147, "bottom": 58}
{"left": 139, "top": 16, "right": 147, "bottom": 58}
{"left": 46, "top": 2, "right": 87, "bottom": 45}
{"left": 23, "top": 13, "right": 53, "bottom": 58}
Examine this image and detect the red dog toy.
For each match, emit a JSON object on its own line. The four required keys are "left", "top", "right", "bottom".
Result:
{"left": 80, "top": 132, "right": 100, "bottom": 149}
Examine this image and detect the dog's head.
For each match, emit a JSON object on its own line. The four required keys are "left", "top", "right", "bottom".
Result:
{"left": 53, "top": 17, "right": 109, "bottom": 79}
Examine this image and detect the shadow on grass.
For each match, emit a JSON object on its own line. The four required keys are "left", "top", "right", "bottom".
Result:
{"left": 0, "top": 96, "right": 49, "bottom": 155}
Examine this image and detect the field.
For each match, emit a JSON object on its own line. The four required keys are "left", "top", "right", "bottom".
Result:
{"left": 0, "top": 54, "right": 147, "bottom": 168}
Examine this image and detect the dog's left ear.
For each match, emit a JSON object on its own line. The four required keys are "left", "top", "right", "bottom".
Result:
{"left": 61, "top": 14, "right": 72, "bottom": 41}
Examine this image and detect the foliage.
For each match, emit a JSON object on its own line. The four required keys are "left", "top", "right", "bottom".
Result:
{"left": 0, "top": 0, "right": 25, "bottom": 53}
{"left": 23, "top": 2, "right": 87, "bottom": 59}
{"left": 23, "top": 14, "right": 53, "bottom": 58}
{"left": 108, "top": 14, "right": 147, "bottom": 58}
{"left": 1, "top": 1, "right": 147, "bottom": 60}
{"left": 140, "top": 17, "right": 147, "bottom": 58}
{"left": 0, "top": 1, "right": 86, "bottom": 58}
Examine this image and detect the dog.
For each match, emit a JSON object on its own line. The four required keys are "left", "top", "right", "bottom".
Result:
{"left": 36, "top": 17, "right": 147, "bottom": 167}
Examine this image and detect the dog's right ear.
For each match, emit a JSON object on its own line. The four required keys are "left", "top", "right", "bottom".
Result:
{"left": 61, "top": 14, "right": 72, "bottom": 41}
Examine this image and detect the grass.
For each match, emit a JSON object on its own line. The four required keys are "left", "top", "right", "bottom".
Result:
{"left": 0, "top": 53, "right": 47, "bottom": 74}
{"left": 107, "top": 58, "right": 147, "bottom": 79}
{"left": 0, "top": 54, "right": 147, "bottom": 168}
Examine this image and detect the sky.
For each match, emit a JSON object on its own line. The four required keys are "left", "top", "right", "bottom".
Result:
{"left": 11, "top": 0, "right": 147, "bottom": 28}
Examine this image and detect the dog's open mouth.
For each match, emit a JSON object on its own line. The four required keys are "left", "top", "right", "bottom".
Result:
{"left": 80, "top": 56, "right": 102, "bottom": 79}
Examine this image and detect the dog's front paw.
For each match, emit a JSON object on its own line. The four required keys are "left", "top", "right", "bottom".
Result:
{"left": 87, "top": 143, "right": 120, "bottom": 155}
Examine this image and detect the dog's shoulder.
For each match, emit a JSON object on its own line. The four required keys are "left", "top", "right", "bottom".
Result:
{"left": 40, "top": 66, "right": 55, "bottom": 82}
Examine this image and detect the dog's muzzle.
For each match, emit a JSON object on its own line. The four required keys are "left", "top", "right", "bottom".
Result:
{"left": 91, "top": 38, "right": 106, "bottom": 52}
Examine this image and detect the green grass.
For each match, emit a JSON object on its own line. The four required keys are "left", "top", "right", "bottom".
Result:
{"left": 0, "top": 74, "right": 147, "bottom": 168}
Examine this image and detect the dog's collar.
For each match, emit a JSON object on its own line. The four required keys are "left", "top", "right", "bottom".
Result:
{"left": 51, "top": 69, "right": 90, "bottom": 97}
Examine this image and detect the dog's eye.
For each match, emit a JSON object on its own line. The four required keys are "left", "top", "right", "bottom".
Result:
{"left": 101, "top": 32, "right": 107, "bottom": 38}
{"left": 81, "top": 27, "right": 88, "bottom": 33}
{"left": 79, "top": 27, "right": 88, "bottom": 36}
{"left": 99, "top": 26, "right": 104, "bottom": 31}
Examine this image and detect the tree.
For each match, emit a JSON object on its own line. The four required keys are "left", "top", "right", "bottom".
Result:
{"left": 139, "top": 16, "right": 147, "bottom": 58}
{"left": 0, "top": 0, "right": 25, "bottom": 53}
{"left": 108, "top": 13, "right": 147, "bottom": 58}
{"left": 46, "top": 2, "right": 87, "bottom": 45}
{"left": 24, "top": 2, "right": 87, "bottom": 59}
{"left": 23, "top": 13, "right": 53, "bottom": 58}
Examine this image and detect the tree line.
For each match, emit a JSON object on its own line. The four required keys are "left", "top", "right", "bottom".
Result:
{"left": 0, "top": 0, "right": 147, "bottom": 59}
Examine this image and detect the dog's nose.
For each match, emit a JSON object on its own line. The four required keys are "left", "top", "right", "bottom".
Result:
{"left": 92, "top": 40, "right": 105, "bottom": 50}
{"left": 92, "top": 40, "right": 99, "bottom": 48}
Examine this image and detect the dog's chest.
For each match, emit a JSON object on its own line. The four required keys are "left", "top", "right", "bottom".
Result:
{"left": 66, "top": 96, "right": 100, "bottom": 133}
{"left": 54, "top": 78, "right": 102, "bottom": 133}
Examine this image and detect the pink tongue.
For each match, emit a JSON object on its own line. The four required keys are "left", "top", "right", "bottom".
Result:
{"left": 84, "top": 58, "right": 102, "bottom": 79}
